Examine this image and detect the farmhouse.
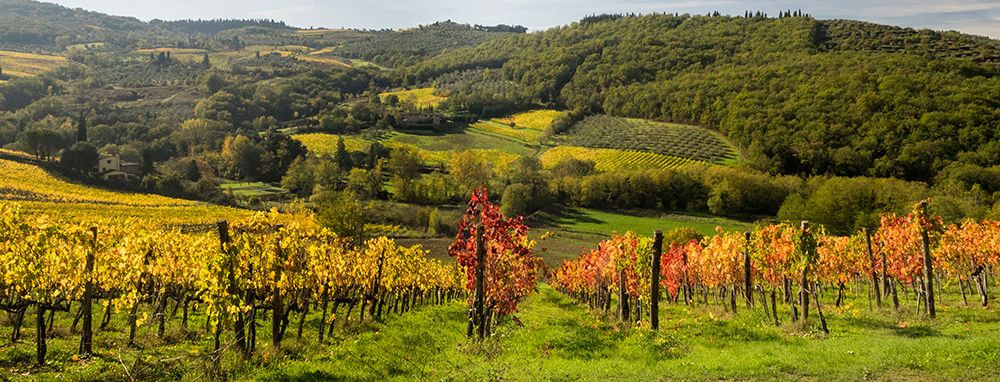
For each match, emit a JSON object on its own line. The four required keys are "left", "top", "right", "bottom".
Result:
{"left": 94, "top": 154, "right": 142, "bottom": 182}
{"left": 396, "top": 111, "right": 446, "bottom": 128}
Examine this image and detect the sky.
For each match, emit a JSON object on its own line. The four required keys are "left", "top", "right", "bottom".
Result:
{"left": 46, "top": 0, "right": 1000, "bottom": 38}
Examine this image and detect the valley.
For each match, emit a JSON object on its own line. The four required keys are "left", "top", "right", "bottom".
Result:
{"left": 0, "top": 1, "right": 997, "bottom": 380}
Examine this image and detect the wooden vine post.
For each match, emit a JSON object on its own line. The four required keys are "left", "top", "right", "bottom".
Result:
{"left": 743, "top": 231, "right": 752, "bottom": 308}
{"left": 799, "top": 221, "right": 811, "bottom": 324}
{"left": 618, "top": 267, "right": 629, "bottom": 322}
{"left": 35, "top": 303, "right": 46, "bottom": 366}
{"left": 217, "top": 220, "right": 248, "bottom": 358}
{"left": 918, "top": 202, "right": 936, "bottom": 318}
{"left": 272, "top": 224, "right": 285, "bottom": 348}
{"left": 369, "top": 242, "right": 386, "bottom": 320}
{"left": 650, "top": 230, "right": 662, "bottom": 330}
{"left": 473, "top": 222, "right": 486, "bottom": 340}
{"left": 79, "top": 226, "right": 97, "bottom": 355}
{"left": 864, "top": 228, "right": 881, "bottom": 307}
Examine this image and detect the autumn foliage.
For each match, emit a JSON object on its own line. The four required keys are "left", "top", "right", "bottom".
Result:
{"left": 449, "top": 189, "right": 542, "bottom": 316}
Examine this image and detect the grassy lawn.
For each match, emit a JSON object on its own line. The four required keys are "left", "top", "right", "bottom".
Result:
{"left": 220, "top": 182, "right": 288, "bottom": 198}
{"left": 256, "top": 283, "right": 1000, "bottom": 381}
{"left": 388, "top": 128, "right": 534, "bottom": 156}
{"left": 530, "top": 208, "right": 755, "bottom": 267}
{"left": 6, "top": 274, "right": 998, "bottom": 381}
{"left": 540, "top": 207, "right": 753, "bottom": 237}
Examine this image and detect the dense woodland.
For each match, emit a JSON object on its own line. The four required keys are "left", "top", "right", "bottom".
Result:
{"left": 336, "top": 21, "right": 523, "bottom": 68}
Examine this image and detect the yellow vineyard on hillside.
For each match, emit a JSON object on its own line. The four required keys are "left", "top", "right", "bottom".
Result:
{"left": 380, "top": 88, "right": 446, "bottom": 109}
{"left": 293, "top": 133, "right": 520, "bottom": 170}
{"left": 0, "top": 159, "right": 190, "bottom": 206}
{"left": 0, "top": 50, "right": 67, "bottom": 80}
{"left": 540, "top": 146, "right": 698, "bottom": 172}
{"left": 495, "top": 109, "right": 566, "bottom": 131}
{"left": 245, "top": 45, "right": 311, "bottom": 56}
{"left": 469, "top": 121, "right": 541, "bottom": 143}
{"left": 297, "top": 55, "right": 352, "bottom": 68}
{"left": 293, "top": 133, "right": 368, "bottom": 153}
{"left": 0, "top": 159, "right": 252, "bottom": 226}
{"left": 299, "top": 54, "right": 382, "bottom": 69}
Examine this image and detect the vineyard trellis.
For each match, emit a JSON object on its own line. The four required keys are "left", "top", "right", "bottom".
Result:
{"left": 551, "top": 200, "right": 1000, "bottom": 331}
{"left": 0, "top": 202, "right": 464, "bottom": 368}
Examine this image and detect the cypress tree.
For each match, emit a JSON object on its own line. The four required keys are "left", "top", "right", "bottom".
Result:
{"left": 334, "top": 136, "right": 353, "bottom": 171}
{"left": 185, "top": 159, "right": 201, "bottom": 181}
{"left": 76, "top": 111, "right": 87, "bottom": 142}
{"left": 141, "top": 149, "right": 154, "bottom": 175}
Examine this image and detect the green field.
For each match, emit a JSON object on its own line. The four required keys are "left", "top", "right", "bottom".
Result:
{"left": 558, "top": 115, "right": 740, "bottom": 165}
{"left": 81, "top": 283, "right": 990, "bottom": 382}
{"left": 543, "top": 207, "right": 752, "bottom": 236}
{"left": 220, "top": 181, "right": 288, "bottom": 198}
{"left": 386, "top": 128, "right": 533, "bottom": 155}
{"left": 17, "top": 279, "right": 1000, "bottom": 381}
{"left": 532, "top": 208, "right": 754, "bottom": 266}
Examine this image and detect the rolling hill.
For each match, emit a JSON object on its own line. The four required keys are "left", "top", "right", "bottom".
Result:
{"left": 0, "top": 157, "right": 251, "bottom": 227}
{"left": 404, "top": 14, "right": 1000, "bottom": 181}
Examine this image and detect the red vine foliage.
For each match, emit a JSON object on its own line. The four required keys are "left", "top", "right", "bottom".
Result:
{"left": 448, "top": 189, "right": 542, "bottom": 315}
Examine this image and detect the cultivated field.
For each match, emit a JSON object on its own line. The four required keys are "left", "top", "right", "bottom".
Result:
{"left": 0, "top": 159, "right": 251, "bottom": 226}
{"left": 293, "top": 132, "right": 524, "bottom": 169}
{"left": 380, "top": 88, "right": 446, "bottom": 109}
{"left": 295, "top": 55, "right": 353, "bottom": 68}
{"left": 0, "top": 50, "right": 67, "bottom": 80}
{"left": 469, "top": 120, "right": 542, "bottom": 144}
{"left": 220, "top": 181, "right": 288, "bottom": 198}
{"left": 495, "top": 109, "right": 566, "bottom": 131}
{"left": 558, "top": 115, "right": 740, "bottom": 164}
{"left": 540, "top": 145, "right": 697, "bottom": 172}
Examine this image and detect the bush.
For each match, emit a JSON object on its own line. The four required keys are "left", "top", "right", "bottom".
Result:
{"left": 501, "top": 183, "right": 535, "bottom": 217}
{"left": 60, "top": 141, "right": 98, "bottom": 172}
{"left": 776, "top": 176, "right": 927, "bottom": 235}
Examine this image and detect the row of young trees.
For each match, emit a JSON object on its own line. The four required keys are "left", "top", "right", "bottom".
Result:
{"left": 551, "top": 200, "right": 999, "bottom": 331}
{"left": 0, "top": 203, "right": 464, "bottom": 369}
